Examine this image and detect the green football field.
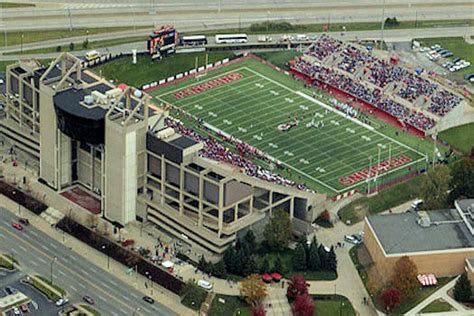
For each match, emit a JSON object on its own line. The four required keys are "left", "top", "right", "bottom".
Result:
{"left": 152, "top": 58, "right": 428, "bottom": 195}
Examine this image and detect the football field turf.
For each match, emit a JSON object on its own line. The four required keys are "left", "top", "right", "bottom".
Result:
{"left": 152, "top": 58, "right": 427, "bottom": 195}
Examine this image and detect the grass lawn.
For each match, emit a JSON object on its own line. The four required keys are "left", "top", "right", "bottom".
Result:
{"left": 0, "top": 2, "right": 34, "bottom": 8}
{"left": 338, "top": 174, "right": 423, "bottom": 224}
{"left": 181, "top": 283, "right": 209, "bottom": 310}
{"left": 79, "top": 304, "right": 102, "bottom": 316}
{"left": 254, "top": 50, "right": 302, "bottom": 70}
{"left": 263, "top": 251, "right": 337, "bottom": 281}
{"left": 0, "top": 254, "right": 16, "bottom": 270}
{"left": 94, "top": 52, "right": 234, "bottom": 88}
{"left": 5, "top": 36, "right": 147, "bottom": 56}
{"left": 420, "top": 298, "right": 455, "bottom": 313}
{"left": 1, "top": 26, "right": 145, "bottom": 48}
{"left": 417, "top": 37, "right": 474, "bottom": 76}
{"left": 313, "top": 295, "right": 356, "bottom": 316}
{"left": 208, "top": 295, "right": 251, "bottom": 316}
{"left": 24, "top": 276, "right": 65, "bottom": 301}
{"left": 439, "top": 123, "right": 474, "bottom": 154}
{"left": 154, "top": 58, "right": 429, "bottom": 195}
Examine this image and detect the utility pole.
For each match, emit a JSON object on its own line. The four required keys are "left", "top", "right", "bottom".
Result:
{"left": 50, "top": 257, "right": 58, "bottom": 285}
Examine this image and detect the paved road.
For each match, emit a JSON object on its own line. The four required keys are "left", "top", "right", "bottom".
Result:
{"left": 0, "top": 26, "right": 472, "bottom": 61}
{"left": 0, "top": 208, "right": 175, "bottom": 316}
{"left": 0, "top": 0, "right": 471, "bottom": 31}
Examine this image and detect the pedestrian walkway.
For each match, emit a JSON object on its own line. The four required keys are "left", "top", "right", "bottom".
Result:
{"left": 263, "top": 287, "right": 291, "bottom": 316}
{"left": 406, "top": 276, "right": 473, "bottom": 315}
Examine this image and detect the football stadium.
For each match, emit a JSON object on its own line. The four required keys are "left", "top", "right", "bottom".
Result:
{"left": 152, "top": 57, "right": 430, "bottom": 196}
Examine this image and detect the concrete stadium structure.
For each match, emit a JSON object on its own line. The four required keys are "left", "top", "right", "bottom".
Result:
{"left": 0, "top": 53, "right": 328, "bottom": 255}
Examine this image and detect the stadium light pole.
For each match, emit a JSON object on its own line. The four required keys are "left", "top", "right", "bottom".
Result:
{"left": 380, "top": 0, "right": 385, "bottom": 50}
{"left": 367, "top": 156, "right": 372, "bottom": 195}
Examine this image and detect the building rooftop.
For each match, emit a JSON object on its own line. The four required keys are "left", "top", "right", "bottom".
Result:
{"left": 367, "top": 207, "right": 474, "bottom": 255}
{"left": 0, "top": 72, "right": 5, "bottom": 96}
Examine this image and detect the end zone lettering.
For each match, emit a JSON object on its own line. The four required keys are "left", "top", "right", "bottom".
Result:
{"left": 339, "top": 154, "right": 412, "bottom": 186}
{"left": 172, "top": 73, "right": 243, "bottom": 99}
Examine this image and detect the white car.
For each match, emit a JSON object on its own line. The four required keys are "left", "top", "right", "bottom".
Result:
{"left": 197, "top": 280, "right": 213, "bottom": 290}
{"left": 344, "top": 235, "right": 360, "bottom": 245}
{"left": 55, "top": 298, "right": 69, "bottom": 307}
{"left": 430, "top": 44, "right": 440, "bottom": 50}
{"left": 419, "top": 47, "right": 430, "bottom": 52}
{"left": 13, "top": 307, "right": 20, "bottom": 315}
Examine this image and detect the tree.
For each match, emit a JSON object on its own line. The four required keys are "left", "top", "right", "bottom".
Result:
{"left": 213, "top": 260, "right": 226, "bottom": 278}
{"left": 307, "top": 240, "right": 321, "bottom": 271}
{"left": 292, "top": 243, "right": 307, "bottom": 271}
{"left": 292, "top": 294, "right": 314, "bottom": 316}
{"left": 318, "top": 245, "right": 328, "bottom": 270}
{"left": 419, "top": 165, "right": 452, "bottom": 210}
{"left": 242, "top": 255, "right": 257, "bottom": 276}
{"left": 243, "top": 230, "right": 257, "bottom": 252}
{"left": 379, "top": 288, "right": 401, "bottom": 312}
{"left": 449, "top": 158, "right": 474, "bottom": 203}
{"left": 391, "top": 256, "right": 418, "bottom": 298}
{"left": 251, "top": 303, "right": 266, "bottom": 316}
{"left": 69, "top": 42, "right": 75, "bottom": 51}
{"left": 82, "top": 38, "right": 89, "bottom": 49}
{"left": 320, "top": 210, "right": 331, "bottom": 222}
{"left": 223, "top": 247, "right": 237, "bottom": 273}
{"left": 287, "top": 275, "right": 309, "bottom": 300}
{"left": 240, "top": 274, "right": 268, "bottom": 305}
{"left": 197, "top": 255, "right": 207, "bottom": 271}
{"left": 326, "top": 246, "right": 337, "bottom": 272}
{"left": 263, "top": 209, "right": 292, "bottom": 250}
{"left": 454, "top": 272, "right": 472, "bottom": 302}
{"left": 273, "top": 255, "right": 284, "bottom": 273}
{"left": 56, "top": 45, "right": 62, "bottom": 52}
{"left": 260, "top": 256, "right": 270, "bottom": 274}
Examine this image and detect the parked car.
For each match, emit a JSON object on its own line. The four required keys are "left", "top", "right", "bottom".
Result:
{"left": 197, "top": 279, "right": 213, "bottom": 290}
{"left": 20, "top": 304, "right": 29, "bottom": 313}
{"left": 19, "top": 218, "right": 29, "bottom": 225}
{"left": 121, "top": 239, "right": 134, "bottom": 247}
{"left": 12, "top": 307, "right": 20, "bottom": 315}
{"left": 344, "top": 235, "right": 360, "bottom": 245}
{"left": 452, "top": 57, "right": 461, "bottom": 63}
{"left": 83, "top": 295, "right": 95, "bottom": 305}
{"left": 430, "top": 44, "right": 440, "bottom": 50}
{"left": 464, "top": 73, "right": 474, "bottom": 81}
{"left": 11, "top": 223, "right": 23, "bottom": 231}
{"left": 55, "top": 298, "right": 69, "bottom": 307}
{"left": 419, "top": 46, "right": 430, "bottom": 52}
{"left": 411, "top": 199, "right": 424, "bottom": 210}
{"left": 142, "top": 296, "right": 154, "bottom": 304}
{"left": 5, "top": 286, "right": 17, "bottom": 295}
{"left": 441, "top": 51, "right": 453, "bottom": 58}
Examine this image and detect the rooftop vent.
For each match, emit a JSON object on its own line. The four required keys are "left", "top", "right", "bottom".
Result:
{"left": 84, "top": 95, "right": 94, "bottom": 105}
{"left": 417, "top": 211, "right": 431, "bottom": 228}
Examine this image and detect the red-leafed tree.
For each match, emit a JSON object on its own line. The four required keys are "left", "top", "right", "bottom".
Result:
{"left": 251, "top": 303, "right": 266, "bottom": 316}
{"left": 287, "top": 275, "right": 309, "bottom": 300}
{"left": 379, "top": 288, "right": 401, "bottom": 312}
{"left": 320, "top": 210, "right": 331, "bottom": 222}
{"left": 291, "top": 294, "right": 314, "bottom": 316}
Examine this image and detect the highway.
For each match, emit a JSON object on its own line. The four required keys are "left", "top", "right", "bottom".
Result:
{"left": 0, "top": 208, "right": 176, "bottom": 316}
{"left": 0, "top": 26, "right": 472, "bottom": 61}
{"left": 0, "top": 0, "right": 472, "bottom": 31}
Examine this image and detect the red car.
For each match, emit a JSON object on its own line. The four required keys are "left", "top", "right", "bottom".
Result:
{"left": 83, "top": 295, "right": 95, "bottom": 305}
{"left": 121, "top": 239, "right": 134, "bottom": 247}
{"left": 11, "top": 223, "right": 23, "bottom": 231}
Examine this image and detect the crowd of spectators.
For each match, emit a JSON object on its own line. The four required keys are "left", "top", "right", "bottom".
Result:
{"left": 305, "top": 34, "right": 343, "bottom": 61}
{"left": 428, "top": 90, "right": 463, "bottom": 117}
{"left": 165, "top": 118, "right": 311, "bottom": 192}
{"left": 293, "top": 58, "right": 436, "bottom": 131}
{"left": 303, "top": 36, "right": 462, "bottom": 118}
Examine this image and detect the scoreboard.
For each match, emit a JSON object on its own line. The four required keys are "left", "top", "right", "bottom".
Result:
{"left": 147, "top": 25, "right": 178, "bottom": 58}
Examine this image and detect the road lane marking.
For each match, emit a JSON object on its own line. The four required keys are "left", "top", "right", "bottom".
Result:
{"left": 121, "top": 295, "right": 130, "bottom": 301}
{"left": 58, "top": 270, "right": 66, "bottom": 277}
{"left": 29, "top": 231, "right": 38, "bottom": 237}
{"left": 0, "top": 227, "right": 148, "bottom": 316}
{"left": 50, "top": 243, "right": 58, "bottom": 249}
{"left": 110, "top": 280, "right": 118, "bottom": 286}
{"left": 30, "top": 260, "right": 38, "bottom": 266}
{"left": 40, "top": 245, "right": 49, "bottom": 251}
{"left": 38, "top": 257, "right": 47, "bottom": 264}
{"left": 89, "top": 267, "right": 98, "bottom": 273}
{"left": 19, "top": 245, "right": 27, "bottom": 252}
{"left": 78, "top": 283, "right": 86, "bottom": 289}
{"left": 70, "top": 285, "right": 77, "bottom": 292}
{"left": 98, "top": 295, "right": 106, "bottom": 302}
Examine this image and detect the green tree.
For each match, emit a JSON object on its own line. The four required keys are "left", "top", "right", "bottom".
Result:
{"left": 292, "top": 243, "right": 307, "bottom": 271}
{"left": 56, "top": 45, "right": 62, "bottom": 52}
{"left": 307, "top": 239, "right": 321, "bottom": 271}
{"left": 263, "top": 209, "right": 292, "bottom": 250}
{"left": 213, "top": 260, "right": 226, "bottom": 278}
{"left": 223, "top": 247, "right": 237, "bottom": 273}
{"left": 419, "top": 165, "right": 452, "bottom": 210}
{"left": 326, "top": 246, "right": 337, "bottom": 272}
{"left": 454, "top": 272, "right": 472, "bottom": 302}
{"left": 260, "top": 256, "right": 270, "bottom": 274}
{"left": 273, "top": 256, "right": 284, "bottom": 273}
{"left": 391, "top": 256, "right": 418, "bottom": 298}
{"left": 82, "top": 38, "right": 89, "bottom": 49}
{"left": 318, "top": 245, "right": 328, "bottom": 270}
{"left": 449, "top": 158, "right": 474, "bottom": 203}
{"left": 243, "top": 230, "right": 257, "bottom": 251}
{"left": 69, "top": 42, "right": 75, "bottom": 51}
{"left": 242, "top": 255, "right": 257, "bottom": 276}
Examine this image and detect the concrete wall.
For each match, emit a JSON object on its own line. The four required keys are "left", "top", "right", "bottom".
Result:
{"left": 39, "top": 86, "right": 57, "bottom": 188}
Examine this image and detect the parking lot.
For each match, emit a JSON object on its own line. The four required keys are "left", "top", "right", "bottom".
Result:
{"left": 0, "top": 270, "right": 58, "bottom": 316}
